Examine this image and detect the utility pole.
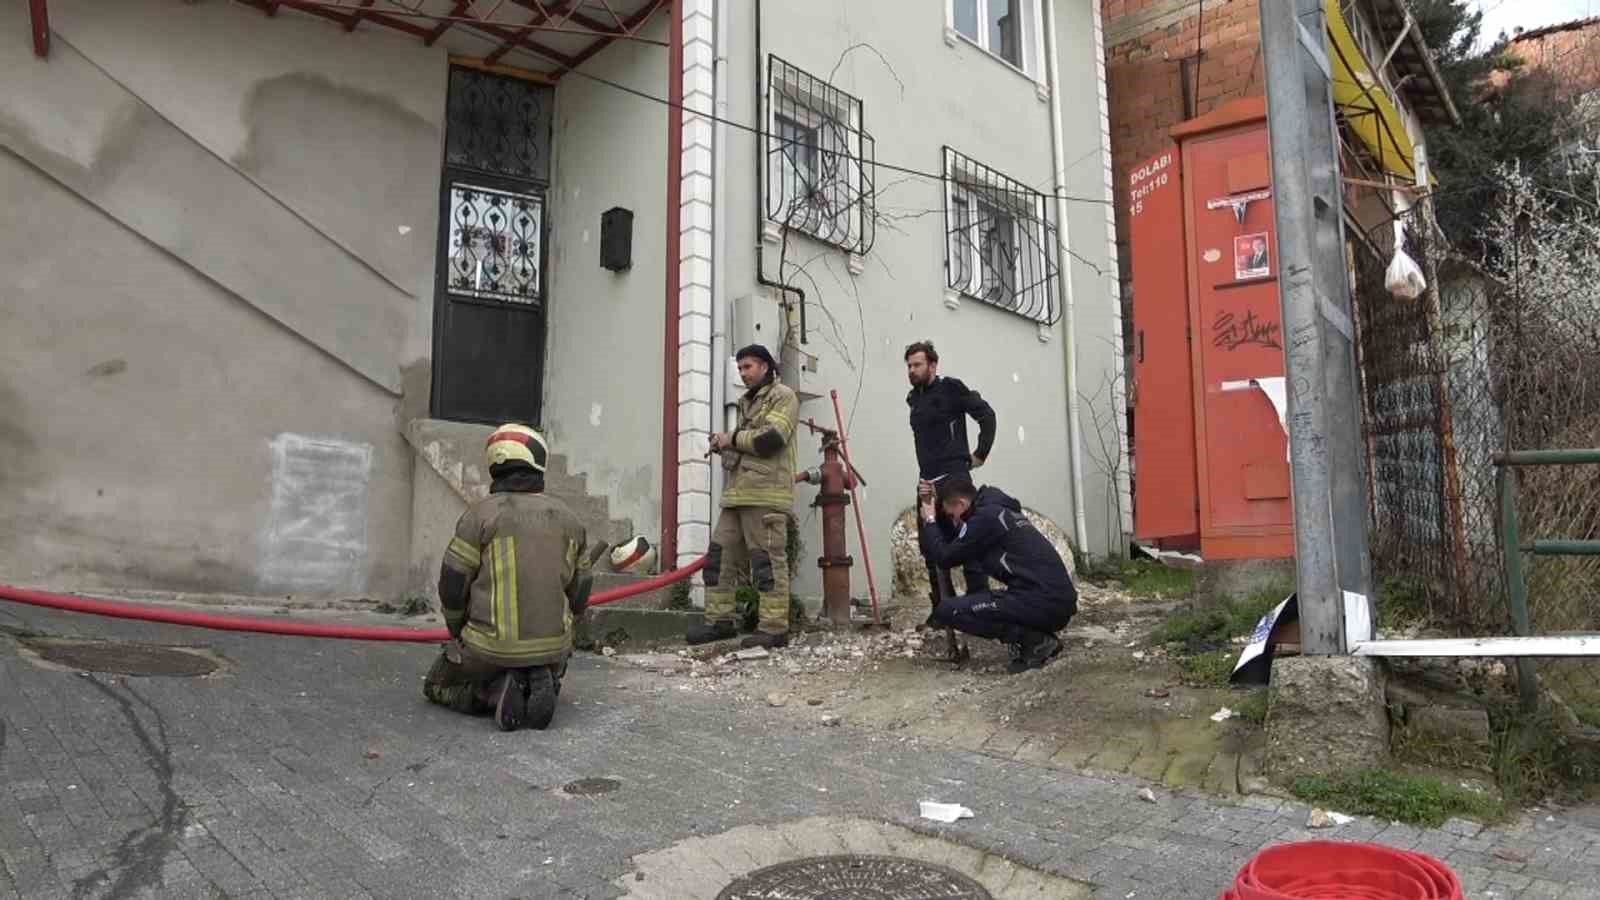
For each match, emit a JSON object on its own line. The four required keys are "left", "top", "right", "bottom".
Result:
{"left": 1259, "top": 0, "right": 1375, "bottom": 654}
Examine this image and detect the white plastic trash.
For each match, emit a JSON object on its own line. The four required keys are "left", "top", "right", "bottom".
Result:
{"left": 919, "top": 801, "right": 975, "bottom": 824}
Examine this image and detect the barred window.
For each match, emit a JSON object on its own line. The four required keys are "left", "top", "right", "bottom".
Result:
{"left": 765, "top": 56, "right": 876, "bottom": 255}
{"left": 943, "top": 147, "right": 1059, "bottom": 324}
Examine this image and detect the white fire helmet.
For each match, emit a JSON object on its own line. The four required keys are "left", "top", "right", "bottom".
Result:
{"left": 609, "top": 536, "right": 657, "bottom": 573}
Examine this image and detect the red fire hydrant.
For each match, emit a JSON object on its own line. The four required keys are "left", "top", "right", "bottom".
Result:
{"left": 797, "top": 426, "right": 857, "bottom": 626}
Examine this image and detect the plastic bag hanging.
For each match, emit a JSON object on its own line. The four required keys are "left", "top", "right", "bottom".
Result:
{"left": 1385, "top": 217, "right": 1427, "bottom": 300}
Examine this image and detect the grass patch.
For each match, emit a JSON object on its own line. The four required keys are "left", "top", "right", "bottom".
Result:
{"left": 1574, "top": 701, "right": 1600, "bottom": 730}
{"left": 1116, "top": 560, "right": 1195, "bottom": 599}
{"left": 1080, "top": 558, "right": 1195, "bottom": 599}
{"left": 1154, "top": 585, "right": 1288, "bottom": 649}
{"left": 1235, "top": 689, "right": 1270, "bottom": 726}
{"left": 1291, "top": 768, "right": 1503, "bottom": 827}
{"left": 665, "top": 580, "right": 693, "bottom": 611}
{"left": 1492, "top": 709, "right": 1600, "bottom": 806}
{"left": 1177, "top": 649, "right": 1237, "bottom": 687}
{"left": 1376, "top": 575, "right": 1433, "bottom": 630}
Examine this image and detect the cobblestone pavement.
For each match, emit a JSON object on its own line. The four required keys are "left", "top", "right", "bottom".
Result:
{"left": 2, "top": 602, "right": 1598, "bottom": 899}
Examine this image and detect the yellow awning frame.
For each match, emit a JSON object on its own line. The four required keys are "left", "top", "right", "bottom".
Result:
{"left": 1324, "top": 0, "right": 1436, "bottom": 186}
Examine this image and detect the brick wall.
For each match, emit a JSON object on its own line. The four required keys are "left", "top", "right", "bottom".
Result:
{"left": 1102, "top": 0, "right": 1265, "bottom": 353}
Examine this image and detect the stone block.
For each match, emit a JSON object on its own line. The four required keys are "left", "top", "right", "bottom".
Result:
{"left": 888, "top": 505, "right": 1076, "bottom": 604}
{"left": 1266, "top": 656, "right": 1390, "bottom": 785}
{"left": 1408, "top": 705, "right": 1492, "bottom": 749}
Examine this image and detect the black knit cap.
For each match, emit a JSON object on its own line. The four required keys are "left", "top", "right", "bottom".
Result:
{"left": 735, "top": 343, "right": 780, "bottom": 374}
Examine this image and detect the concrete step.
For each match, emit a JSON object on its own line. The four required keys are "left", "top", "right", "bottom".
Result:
{"left": 405, "top": 418, "right": 635, "bottom": 549}
{"left": 577, "top": 608, "right": 701, "bottom": 650}
{"left": 591, "top": 571, "right": 675, "bottom": 611}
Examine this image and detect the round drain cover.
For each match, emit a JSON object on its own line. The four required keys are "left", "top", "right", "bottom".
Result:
{"left": 562, "top": 777, "right": 620, "bottom": 796}
{"left": 22, "top": 638, "right": 218, "bottom": 677}
{"left": 717, "top": 854, "right": 993, "bottom": 899}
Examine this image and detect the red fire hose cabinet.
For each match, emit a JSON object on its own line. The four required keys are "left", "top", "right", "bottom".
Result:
{"left": 1130, "top": 98, "right": 1294, "bottom": 560}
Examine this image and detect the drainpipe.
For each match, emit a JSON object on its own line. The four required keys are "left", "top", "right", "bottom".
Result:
{"left": 752, "top": 0, "right": 806, "bottom": 349}
{"left": 29, "top": 0, "right": 50, "bottom": 57}
{"left": 710, "top": 0, "right": 731, "bottom": 507}
{"left": 1042, "top": 0, "right": 1090, "bottom": 553}
{"left": 660, "top": 0, "right": 684, "bottom": 567}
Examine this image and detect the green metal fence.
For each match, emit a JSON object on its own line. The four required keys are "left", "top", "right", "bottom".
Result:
{"left": 1496, "top": 449, "right": 1600, "bottom": 710}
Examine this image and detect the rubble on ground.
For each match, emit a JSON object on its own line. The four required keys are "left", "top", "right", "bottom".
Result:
{"left": 606, "top": 579, "right": 1152, "bottom": 699}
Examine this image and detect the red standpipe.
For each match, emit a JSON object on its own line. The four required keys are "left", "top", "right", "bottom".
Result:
{"left": 798, "top": 421, "right": 855, "bottom": 626}
{"left": 658, "top": 0, "right": 684, "bottom": 568}
{"left": 0, "top": 556, "right": 706, "bottom": 644}
{"left": 830, "top": 389, "right": 880, "bottom": 624}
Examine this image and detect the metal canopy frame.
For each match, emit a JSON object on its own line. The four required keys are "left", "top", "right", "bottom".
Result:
{"left": 27, "top": 0, "right": 668, "bottom": 76}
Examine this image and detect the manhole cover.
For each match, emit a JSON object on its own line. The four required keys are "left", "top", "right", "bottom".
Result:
{"left": 562, "top": 777, "right": 620, "bottom": 796}
{"left": 716, "top": 855, "right": 994, "bottom": 899}
{"left": 20, "top": 638, "right": 219, "bottom": 677}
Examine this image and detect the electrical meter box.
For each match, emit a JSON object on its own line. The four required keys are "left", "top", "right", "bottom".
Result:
{"left": 1129, "top": 97, "right": 1293, "bottom": 560}
{"left": 726, "top": 294, "right": 822, "bottom": 403}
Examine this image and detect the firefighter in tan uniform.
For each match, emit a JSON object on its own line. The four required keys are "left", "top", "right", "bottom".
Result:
{"left": 689, "top": 344, "right": 800, "bottom": 649}
{"left": 422, "top": 424, "right": 595, "bottom": 732}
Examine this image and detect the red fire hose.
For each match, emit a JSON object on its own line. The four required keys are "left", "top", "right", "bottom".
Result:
{"left": 1222, "top": 841, "right": 1463, "bottom": 899}
{"left": 0, "top": 556, "right": 706, "bottom": 644}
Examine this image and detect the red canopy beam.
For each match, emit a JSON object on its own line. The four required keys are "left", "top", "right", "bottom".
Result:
{"left": 343, "top": 0, "right": 376, "bottom": 31}
{"left": 565, "top": 0, "right": 666, "bottom": 70}
{"left": 29, "top": 0, "right": 49, "bottom": 57}
{"left": 484, "top": 0, "right": 578, "bottom": 66}
{"left": 505, "top": 0, "right": 621, "bottom": 36}
{"left": 425, "top": 0, "right": 472, "bottom": 45}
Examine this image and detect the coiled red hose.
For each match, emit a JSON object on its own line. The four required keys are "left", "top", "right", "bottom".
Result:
{"left": 0, "top": 556, "right": 706, "bottom": 643}
{"left": 1221, "top": 841, "right": 1463, "bottom": 899}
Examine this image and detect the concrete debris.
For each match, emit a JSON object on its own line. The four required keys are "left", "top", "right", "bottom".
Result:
{"left": 1137, "top": 788, "right": 1157, "bottom": 803}
{"left": 735, "top": 647, "right": 770, "bottom": 661}
{"left": 1307, "top": 808, "right": 1353, "bottom": 829}
{"left": 1494, "top": 848, "right": 1530, "bottom": 864}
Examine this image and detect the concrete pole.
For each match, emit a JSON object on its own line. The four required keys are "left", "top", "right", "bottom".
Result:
{"left": 1259, "top": 0, "right": 1374, "bottom": 654}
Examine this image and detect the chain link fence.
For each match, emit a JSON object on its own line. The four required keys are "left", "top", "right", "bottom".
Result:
{"left": 1351, "top": 166, "right": 1600, "bottom": 721}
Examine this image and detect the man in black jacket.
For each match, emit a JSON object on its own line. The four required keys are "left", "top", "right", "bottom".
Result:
{"left": 918, "top": 477, "right": 1077, "bottom": 673}
{"left": 905, "top": 340, "right": 998, "bottom": 629}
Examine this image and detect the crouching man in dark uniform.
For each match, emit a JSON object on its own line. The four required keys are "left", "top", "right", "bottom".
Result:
{"left": 903, "top": 340, "right": 997, "bottom": 629}
{"left": 423, "top": 424, "right": 593, "bottom": 731}
{"left": 917, "top": 476, "right": 1077, "bottom": 674}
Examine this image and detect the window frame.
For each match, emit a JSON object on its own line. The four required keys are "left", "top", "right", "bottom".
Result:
{"left": 945, "top": 0, "right": 1047, "bottom": 81}
{"left": 763, "top": 56, "right": 874, "bottom": 255}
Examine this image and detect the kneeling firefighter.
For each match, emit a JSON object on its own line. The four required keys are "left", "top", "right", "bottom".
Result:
{"left": 423, "top": 424, "right": 595, "bottom": 731}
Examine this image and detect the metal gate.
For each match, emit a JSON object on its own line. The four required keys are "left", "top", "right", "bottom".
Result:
{"left": 430, "top": 65, "right": 555, "bottom": 426}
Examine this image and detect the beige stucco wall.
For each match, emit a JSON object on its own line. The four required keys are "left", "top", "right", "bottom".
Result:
{"left": 0, "top": 0, "right": 445, "bottom": 600}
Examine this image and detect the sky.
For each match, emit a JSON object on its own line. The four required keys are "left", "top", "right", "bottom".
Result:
{"left": 1474, "top": 0, "right": 1596, "bottom": 48}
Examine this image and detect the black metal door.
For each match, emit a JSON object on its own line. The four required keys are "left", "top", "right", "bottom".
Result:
{"left": 431, "top": 67, "right": 555, "bottom": 426}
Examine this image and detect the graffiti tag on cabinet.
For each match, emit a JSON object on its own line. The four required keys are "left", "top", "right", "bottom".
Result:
{"left": 1212, "top": 309, "right": 1282, "bottom": 352}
